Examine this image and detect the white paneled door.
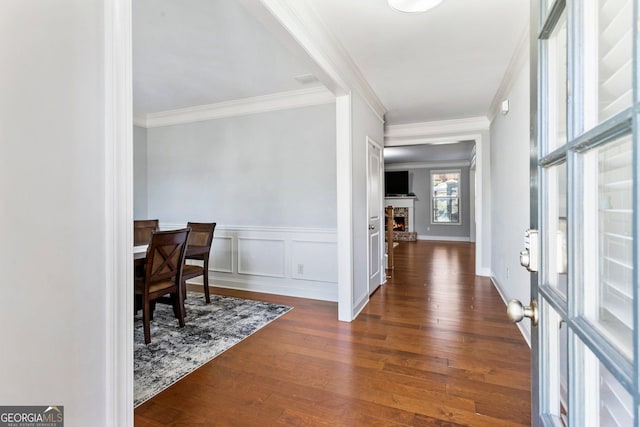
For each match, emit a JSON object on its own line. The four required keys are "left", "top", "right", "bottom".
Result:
{"left": 510, "top": 0, "right": 639, "bottom": 425}
{"left": 367, "top": 137, "right": 384, "bottom": 295}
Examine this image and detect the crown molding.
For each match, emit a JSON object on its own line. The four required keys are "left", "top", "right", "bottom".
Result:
{"left": 385, "top": 160, "right": 471, "bottom": 170}
{"left": 253, "top": 0, "right": 387, "bottom": 122}
{"left": 384, "top": 116, "right": 490, "bottom": 146}
{"left": 487, "top": 25, "right": 530, "bottom": 122}
{"left": 134, "top": 86, "right": 334, "bottom": 128}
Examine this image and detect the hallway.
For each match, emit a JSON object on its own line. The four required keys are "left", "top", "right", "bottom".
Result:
{"left": 135, "top": 241, "right": 531, "bottom": 426}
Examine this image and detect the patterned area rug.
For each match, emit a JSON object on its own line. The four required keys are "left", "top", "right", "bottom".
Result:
{"left": 134, "top": 292, "right": 292, "bottom": 407}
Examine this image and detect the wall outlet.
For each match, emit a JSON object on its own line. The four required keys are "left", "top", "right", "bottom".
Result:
{"left": 297, "top": 264, "right": 304, "bottom": 275}
{"left": 506, "top": 267, "right": 510, "bottom": 280}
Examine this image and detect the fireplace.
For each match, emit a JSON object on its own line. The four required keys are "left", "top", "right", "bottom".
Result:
{"left": 390, "top": 207, "right": 409, "bottom": 231}
{"left": 384, "top": 198, "right": 417, "bottom": 242}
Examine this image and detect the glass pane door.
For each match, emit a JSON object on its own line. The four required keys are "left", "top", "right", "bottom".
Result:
{"left": 532, "top": 0, "right": 639, "bottom": 425}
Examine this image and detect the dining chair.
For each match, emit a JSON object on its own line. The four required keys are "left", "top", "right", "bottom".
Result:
{"left": 182, "top": 222, "right": 216, "bottom": 303}
{"left": 135, "top": 227, "right": 191, "bottom": 344}
{"left": 134, "top": 219, "right": 159, "bottom": 246}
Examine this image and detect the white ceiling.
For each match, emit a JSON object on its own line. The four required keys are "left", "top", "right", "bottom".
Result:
{"left": 133, "top": 0, "right": 321, "bottom": 115}
{"left": 133, "top": 0, "right": 528, "bottom": 161}
{"left": 306, "top": 0, "right": 529, "bottom": 124}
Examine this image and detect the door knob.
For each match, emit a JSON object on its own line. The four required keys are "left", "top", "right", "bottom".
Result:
{"left": 507, "top": 299, "right": 538, "bottom": 326}
{"left": 369, "top": 225, "right": 375, "bottom": 230}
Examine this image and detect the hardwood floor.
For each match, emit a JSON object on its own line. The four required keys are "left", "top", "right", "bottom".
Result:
{"left": 135, "top": 241, "right": 531, "bottom": 426}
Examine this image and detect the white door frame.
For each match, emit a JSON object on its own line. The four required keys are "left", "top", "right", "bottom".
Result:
{"left": 105, "top": 0, "right": 134, "bottom": 425}
{"left": 384, "top": 128, "right": 488, "bottom": 276}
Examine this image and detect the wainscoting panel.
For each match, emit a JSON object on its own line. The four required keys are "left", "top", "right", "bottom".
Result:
{"left": 237, "top": 237, "right": 286, "bottom": 278}
{"left": 162, "top": 223, "right": 338, "bottom": 301}
{"left": 291, "top": 240, "right": 338, "bottom": 283}
{"left": 212, "top": 237, "right": 233, "bottom": 273}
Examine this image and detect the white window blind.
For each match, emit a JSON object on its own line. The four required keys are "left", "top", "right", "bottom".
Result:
{"left": 596, "top": 136, "right": 633, "bottom": 360}
{"left": 598, "top": 0, "right": 632, "bottom": 121}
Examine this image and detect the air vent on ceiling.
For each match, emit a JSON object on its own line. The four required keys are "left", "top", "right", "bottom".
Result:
{"left": 293, "top": 74, "right": 319, "bottom": 85}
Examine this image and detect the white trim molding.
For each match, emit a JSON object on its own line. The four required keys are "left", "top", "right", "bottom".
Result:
{"left": 490, "top": 276, "right": 532, "bottom": 348}
{"left": 384, "top": 116, "right": 490, "bottom": 146}
{"left": 245, "top": 0, "right": 386, "bottom": 122}
{"left": 417, "top": 235, "right": 470, "bottom": 242}
{"left": 104, "top": 0, "right": 133, "bottom": 425}
{"left": 134, "top": 86, "right": 334, "bottom": 128}
{"left": 336, "top": 94, "right": 354, "bottom": 321}
{"left": 385, "top": 160, "right": 470, "bottom": 170}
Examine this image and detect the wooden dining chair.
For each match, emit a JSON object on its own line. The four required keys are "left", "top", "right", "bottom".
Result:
{"left": 182, "top": 222, "right": 216, "bottom": 303}
{"left": 135, "top": 227, "right": 190, "bottom": 344}
{"left": 134, "top": 219, "right": 159, "bottom": 246}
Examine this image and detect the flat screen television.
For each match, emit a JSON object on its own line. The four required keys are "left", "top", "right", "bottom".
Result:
{"left": 385, "top": 171, "right": 409, "bottom": 196}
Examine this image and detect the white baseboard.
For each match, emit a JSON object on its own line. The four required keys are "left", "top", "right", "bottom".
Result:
{"left": 187, "top": 275, "right": 336, "bottom": 302}
{"left": 490, "top": 275, "right": 531, "bottom": 348}
{"left": 476, "top": 267, "right": 491, "bottom": 277}
{"left": 417, "top": 235, "right": 470, "bottom": 242}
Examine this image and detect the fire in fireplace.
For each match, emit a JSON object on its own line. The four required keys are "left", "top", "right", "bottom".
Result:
{"left": 393, "top": 216, "right": 406, "bottom": 231}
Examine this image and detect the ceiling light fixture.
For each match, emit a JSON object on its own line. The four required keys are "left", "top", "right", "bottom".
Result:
{"left": 387, "top": 0, "right": 443, "bottom": 13}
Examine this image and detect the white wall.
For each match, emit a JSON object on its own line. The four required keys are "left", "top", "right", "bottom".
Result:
{"left": 145, "top": 104, "right": 336, "bottom": 227}
{"left": 0, "top": 1, "right": 112, "bottom": 424}
{"left": 133, "top": 125, "right": 148, "bottom": 219}
{"left": 489, "top": 55, "right": 531, "bottom": 341}
{"left": 140, "top": 103, "right": 339, "bottom": 301}
{"left": 351, "top": 92, "right": 385, "bottom": 314}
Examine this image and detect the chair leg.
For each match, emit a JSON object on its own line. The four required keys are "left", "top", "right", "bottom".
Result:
{"left": 174, "top": 291, "right": 185, "bottom": 328}
{"left": 203, "top": 259, "right": 210, "bottom": 303}
{"left": 143, "top": 297, "right": 151, "bottom": 345}
{"left": 149, "top": 300, "right": 156, "bottom": 320}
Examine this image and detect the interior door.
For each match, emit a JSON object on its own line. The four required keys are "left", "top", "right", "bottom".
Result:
{"left": 367, "top": 137, "right": 384, "bottom": 295}
{"left": 509, "top": 0, "right": 640, "bottom": 425}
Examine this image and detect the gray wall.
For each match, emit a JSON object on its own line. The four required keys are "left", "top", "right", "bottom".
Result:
{"left": 1, "top": 1, "right": 111, "bottom": 423}
{"left": 144, "top": 103, "right": 336, "bottom": 228}
{"left": 410, "top": 167, "right": 471, "bottom": 239}
{"left": 490, "top": 53, "right": 531, "bottom": 340}
{"left": 133, "top": 125, "right": 148, "bottom": 219}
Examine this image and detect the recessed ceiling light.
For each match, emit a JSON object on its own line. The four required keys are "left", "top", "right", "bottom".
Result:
{"left": 388, "top": 0, "right": 443, "bottom": 13}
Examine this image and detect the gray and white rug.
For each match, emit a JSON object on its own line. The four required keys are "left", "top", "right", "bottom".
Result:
{"left": 134, "top": 292, "right": 292, "bottom": 407}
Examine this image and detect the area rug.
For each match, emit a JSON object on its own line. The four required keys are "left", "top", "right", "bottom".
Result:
{"left": 134, "top": 292, "right": 292, "bottom": 407}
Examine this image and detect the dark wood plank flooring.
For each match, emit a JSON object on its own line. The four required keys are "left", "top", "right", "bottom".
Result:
{"left": 135, "top": 241, "right": 531, "bottom": 426}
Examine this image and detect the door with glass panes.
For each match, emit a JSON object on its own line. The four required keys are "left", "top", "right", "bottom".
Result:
{"left": 508, "top": 0, "right": 639, "bottom": 425}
